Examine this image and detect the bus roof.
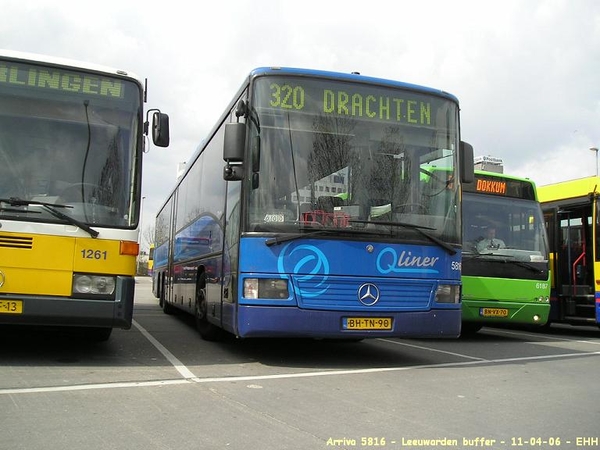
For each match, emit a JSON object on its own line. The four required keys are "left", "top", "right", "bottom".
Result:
{"left": 249, "top": 66, "right": 460, "bottom": 104}
{"left": 537, "top": 176, "right": 600, "bottom": 204}
{"left": 0, "top": 48, "right": 143, "bottom": 84}
{"left": 473, "top": 169, "right": 536, "bottom": 184}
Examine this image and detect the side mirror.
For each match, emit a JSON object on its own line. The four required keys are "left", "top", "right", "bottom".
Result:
{"left": 152, "top": 112, "right": 170, "bottom": 147}
{"left": 460, "top": 141, "right": 474, "bottom": 184}
{"left": 223, "top": 122, "right": 246, "bottom": 162}
{"left": 223, "top": 122, "right": 246, "bottom": 181}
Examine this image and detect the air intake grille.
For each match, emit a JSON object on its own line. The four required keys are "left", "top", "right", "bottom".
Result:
{"left": 0, "top": 235, "right": 33, "bottom": 249}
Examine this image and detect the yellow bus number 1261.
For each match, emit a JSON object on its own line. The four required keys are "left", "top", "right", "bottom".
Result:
{"left": 81, "top": 249, "right": 108, "bottom": 260}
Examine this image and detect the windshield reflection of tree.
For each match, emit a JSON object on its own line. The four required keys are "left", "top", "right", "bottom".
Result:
{"left": 307, "top": 115, "right": 359, "bottom": 223}
{"left": 307, "top": 115, "right": 414, "bottom": 226}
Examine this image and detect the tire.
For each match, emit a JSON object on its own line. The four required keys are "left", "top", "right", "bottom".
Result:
{"left": 158, "top": 274, "right": 164, "bottom": 309}
{"left": 194, "top": 273, "right": 224, "bottom": 341}
{"left": 160, "top": 274, "right": 175, "bottom": 315}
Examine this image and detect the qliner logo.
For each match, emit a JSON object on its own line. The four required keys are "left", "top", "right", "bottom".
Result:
{"left": 277, "top": 243, "right": 330, "bottom": 298}
{"left": 376, "top": 248, "right": 440, "bottom": 274}
{"left": 276, "top": 244, "right": 442, "bottom": 297}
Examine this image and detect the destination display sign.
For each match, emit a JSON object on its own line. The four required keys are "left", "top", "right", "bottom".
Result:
{"left": 254, "top": 76, "right": 457, "bottom": 128}
{"left": 475, "top": 178, "right": 507, "bottom": 195}
{"left": 463, "top": 175, "right": 536, "bottom": 200}
{"left": 0, "top": 60, "right": 125, "bottom": 99}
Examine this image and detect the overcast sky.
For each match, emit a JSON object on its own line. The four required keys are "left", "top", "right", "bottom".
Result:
{"left": 2, "top": 0, "right": 599, "bottom": 249}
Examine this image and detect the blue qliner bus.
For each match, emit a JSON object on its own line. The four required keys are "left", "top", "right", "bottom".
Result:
{"left": 153, "top": 67, "right": 474, "bottom": 340}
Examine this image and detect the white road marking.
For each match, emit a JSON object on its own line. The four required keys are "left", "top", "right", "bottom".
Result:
{"left": 1, "top": 350, "right": 598, "bottom": 396}
{"left": 3, "top": 315, "right": 599, "bottom": 396}
{"left": 132, "top": 319, "right": 197, "bottom": 379}
{"left": 377, "top": 338, "right": 489, "bottom": 361}
{"left": 485, "top": 327, "right": 600, "bottom": 345}
{"left": 0, "top": 379, "right": 190, "bottom": 395}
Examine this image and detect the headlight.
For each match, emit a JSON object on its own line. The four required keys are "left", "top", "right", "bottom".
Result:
{"left": 243, "top": 278, "right": 289, "bottom": 299}
{"left": 73, "top": 274, "right": 116, "bottom": 296}
{"left": 435, "top": 284, "right": 460, "bottom": 303}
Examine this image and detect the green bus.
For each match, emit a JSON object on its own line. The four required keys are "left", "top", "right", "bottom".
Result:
{"left": 460, "top": 171, "right": 551, "bottom": 333}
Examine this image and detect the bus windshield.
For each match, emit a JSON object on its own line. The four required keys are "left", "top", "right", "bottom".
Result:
{"left": 245, "top": 76, "right": 461, "bottom": 244}
{"left": 0, "top": 59, "right": 142, "bottom": 228}
{"left": 463, "top": 193, "right": 549, "bottom": 262}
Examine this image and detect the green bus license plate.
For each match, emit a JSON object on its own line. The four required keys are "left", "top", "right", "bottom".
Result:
{"left": 344, "top": 317, "right": 393, "bottom": 330}
{"left": 0, "top": 300, "right": 23, "bottom": 314}
{"left": 480, "top": 308, "right": 509, "bottom": 318}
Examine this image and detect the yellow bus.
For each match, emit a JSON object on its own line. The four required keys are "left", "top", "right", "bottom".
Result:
{"left": 538, "top": 176, "right": 600, "bottom": 328}
{"left": 0, "top": 50, "right": 169, "bottom": 340}
{"left": 148, "top": 243, "right": 155, "bottom": 276}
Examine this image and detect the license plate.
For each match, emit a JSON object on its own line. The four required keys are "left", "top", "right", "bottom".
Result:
{"left": 480, "top": 307, "right": 509, "bottom": 318}
{"left": 0, "top": 299, "right": 23, "bottom": 314}
{"left": 343, "top": 317, "right": 393, "bottom": 330}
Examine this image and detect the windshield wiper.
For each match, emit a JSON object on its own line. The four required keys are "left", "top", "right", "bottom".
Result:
{"left": 1, "top": 197, "right": 72, "bottom": 209}
{"left": 265, "top": 227, "right": 383, "bottom": 247}
{"left": 513, "top": 260, "right": 546, "bottom": 274}
{"left": 265, "top": 229, "right": 330, "bottom": 247}
{"left": 349, "top": 219, "right": 456, "bottom": 255}
{"left": 0, "top": 197, "right": 99, "bottom": 238}
{"left": 466, "top": 252, "right": 545, "bottom": 274}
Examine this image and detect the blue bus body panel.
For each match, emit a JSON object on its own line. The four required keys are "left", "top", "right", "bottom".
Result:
{"left": 234, "top": 237, "right": 461, "bottom": 338}
{"left": 239, "top": 237, "right": 460, "bottom": 280}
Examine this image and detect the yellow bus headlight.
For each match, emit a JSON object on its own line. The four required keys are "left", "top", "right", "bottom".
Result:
{"left": 73, "top": 274, "right": 116, "bottom": 296}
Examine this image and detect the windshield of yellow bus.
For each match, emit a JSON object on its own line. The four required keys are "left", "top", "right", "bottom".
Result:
{"left": 0, "top": 59, "right": 142, "bottom": 228}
